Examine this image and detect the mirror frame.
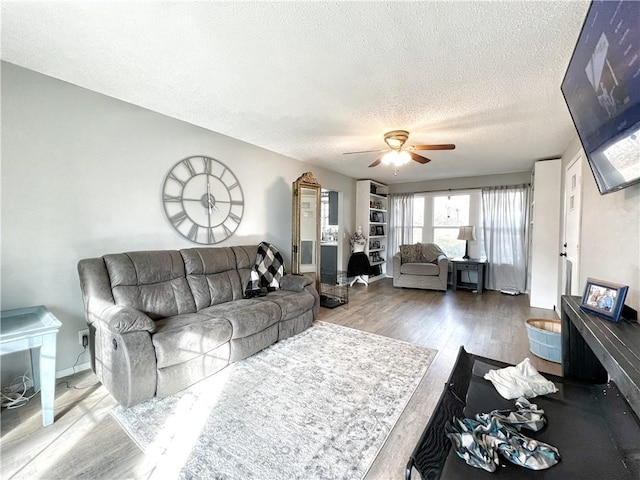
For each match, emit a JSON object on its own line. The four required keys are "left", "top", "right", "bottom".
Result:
{"left": 292, "top": 172, "right": 321, "bottom": 291}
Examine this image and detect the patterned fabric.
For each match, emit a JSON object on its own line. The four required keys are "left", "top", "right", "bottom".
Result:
{"left": 400, "top": 244, "right": 422, "bottom": 264}
{"left": 247, "top": 242, "right": 285, "bottom": 291}
{"left": 446, "top": 398, "right": 560, "bottom": 472}
{"left": 110, "top": 322, "right": 437, "bottom": 480}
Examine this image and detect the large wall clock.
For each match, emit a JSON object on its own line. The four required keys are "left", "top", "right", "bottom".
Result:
{"left": 162, "top": 156, "right": 244, "bottom": 244}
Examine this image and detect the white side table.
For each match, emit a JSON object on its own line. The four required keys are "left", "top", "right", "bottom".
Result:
{"left": 0, "top": 305, "right": 62, "bottom": 426}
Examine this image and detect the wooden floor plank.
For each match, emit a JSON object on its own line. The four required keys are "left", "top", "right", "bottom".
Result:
{"left": 1, "top": 279, "right": 561, "bottom": 479}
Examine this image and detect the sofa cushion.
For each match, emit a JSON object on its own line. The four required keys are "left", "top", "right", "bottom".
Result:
{"left": 152, "top": 313, "right": 233, "bottom": 368}
{"left": 104, "top": 251, "right": 196, "bottom": 319}
{"left": 400, "top": 244, "right": 423, "bottom": 264}
{"left": 232, "top": 245, "right": 258, "bottom": 289}
{"left": 257, "top": 290, "right": 315, "bottom": 321}
{"left": 181, "top": 248, "right": 245, "bottom": 309}
{"left": 199, "top": 299, "right": 280, "bottom": 339}
{"left": 400, "top": 262, "right": 440, "bottom": 276}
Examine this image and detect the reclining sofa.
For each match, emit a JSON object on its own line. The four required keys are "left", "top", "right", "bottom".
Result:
{"left": 393, "top": 243, "right": 449, "bottom": 291}
{"left": 77, "top": 245, "right": 319, "bottom": 407}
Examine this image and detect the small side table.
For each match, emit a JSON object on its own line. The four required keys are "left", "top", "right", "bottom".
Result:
{"left": 0, "top": 305, "right": 62, "bottom": 426}
{"left": 451, "top": 258, "right": 488, "bottom": 294}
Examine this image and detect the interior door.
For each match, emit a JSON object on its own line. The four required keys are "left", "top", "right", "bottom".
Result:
{"left": 561, "top": 154, "right": 583, "bottom": 304}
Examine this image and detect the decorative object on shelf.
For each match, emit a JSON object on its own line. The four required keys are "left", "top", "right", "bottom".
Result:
{"left": 457, "top": 225, "right": 476, "bottom": 260}
{"left": 162, "top": 156, "right": 244, "bottom": 244}
{"left": 375, "top": 225, "right": 385, "bottom": 236}
{"left": 580, "top": 278, "right": 629, "bottom": 322}
{"left": 348, "top": 226, "right": 369, "bottom": 286}
{"left": 371, "top": 211, "right": 384, "bottom": 223}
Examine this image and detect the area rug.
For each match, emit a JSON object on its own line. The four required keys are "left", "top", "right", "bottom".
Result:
{"left": 110, "top": 321, "right": 437, "bottom": 479}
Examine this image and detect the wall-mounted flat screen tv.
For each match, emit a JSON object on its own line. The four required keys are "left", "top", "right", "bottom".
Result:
{"left": 561, "top": 0, "right": 640, "bottom": 195}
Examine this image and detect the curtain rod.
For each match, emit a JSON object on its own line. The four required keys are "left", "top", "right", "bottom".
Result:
{"left": 390, "top": 184, "right": 530, "bottom": 195}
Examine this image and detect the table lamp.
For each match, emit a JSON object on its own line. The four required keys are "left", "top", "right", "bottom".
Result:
{"left": 457, "top": 226, "right": 476, "bottom": 260}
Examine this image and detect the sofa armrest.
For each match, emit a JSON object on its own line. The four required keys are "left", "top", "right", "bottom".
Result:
{"left": 281, "top": 274, "right": 313, "bottom": 292}
{"left": 436, "top": 254, "right": 449, "bottom": 268}
{"left": 436, "top": 254, "right": 449, "bottom": 280}
{"left": 98, "top": 305, "right": 156, "bottom": 334}
{"left": 393, "top": 252, "right": 402, "bottom": 280}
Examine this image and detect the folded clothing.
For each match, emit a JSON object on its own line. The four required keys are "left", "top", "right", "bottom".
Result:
{"left": 484, "top": 357, "right": 557, "bottom": 399}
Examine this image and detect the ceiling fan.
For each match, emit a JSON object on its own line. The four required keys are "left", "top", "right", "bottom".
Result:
{"left": 343, "top": 130, "right": 455, "bottom": 169}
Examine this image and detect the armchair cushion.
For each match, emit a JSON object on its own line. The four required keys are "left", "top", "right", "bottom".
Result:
{"left": 400, "top": 262, "right": 440, "bottom": 276}
{"left": 400, "top": 244, "right": 423, "bottom": 264}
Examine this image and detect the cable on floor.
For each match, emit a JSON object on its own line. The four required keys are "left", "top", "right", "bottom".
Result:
{"left": 1, "top": 345, "right": 93, "bottom": 409}
{"left": 0, "top": 373, "right": 39, "bottom": 409}
{"left": 57, "top": 345, "right": 98, "bottom": 390}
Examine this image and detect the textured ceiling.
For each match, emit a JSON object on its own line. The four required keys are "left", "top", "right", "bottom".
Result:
{"left": 1, "top": 1, "right": 590, "bottom": 185}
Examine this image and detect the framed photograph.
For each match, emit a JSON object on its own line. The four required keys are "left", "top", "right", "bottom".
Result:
{"left": 370, "top": 225, "right": 376, "bottom": 236}
{"left": 580, "top": 278, "right": 629, "bottom": 322}
{"left": 371, "top": 240, "right": 380, "bottom": 249}
{"left": 375, "top": 225, "right": 384, "bottom": 236}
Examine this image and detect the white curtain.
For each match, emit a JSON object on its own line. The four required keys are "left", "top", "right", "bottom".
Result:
{"left": 481, "top": 185, "right": 530, "bottom": 292}
{"left": 387, "top": 193, "right": 414, "bottom": 275}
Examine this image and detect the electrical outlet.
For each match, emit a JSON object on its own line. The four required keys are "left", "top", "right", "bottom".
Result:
{"left": 78, "top": 328, "right": 89, "bottom": 347}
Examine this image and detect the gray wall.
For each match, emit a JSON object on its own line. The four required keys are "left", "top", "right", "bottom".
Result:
{"left": 388, "top": 171, "right": 532, "bottom": 194}
{"left": 560, "top": 136, "right": 639, "bottom": 310}
{"left": 1, "top": 63, "right": 355, "bottom": 381}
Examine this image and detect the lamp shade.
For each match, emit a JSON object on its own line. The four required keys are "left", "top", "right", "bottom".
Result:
{"left": 457, "top": 226, "right": 476, "bottom": 241}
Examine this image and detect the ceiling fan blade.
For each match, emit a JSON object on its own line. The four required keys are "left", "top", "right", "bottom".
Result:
{"left": 411, "top": 144, "right": 456, "bottom": 151}
{"left": 368, "top": 155, "right": 384, "bottom": 168}
{"left": 408, "top": 151, "right": 432, "bottom": 164}
{"left": 343, "top": 148, "right": 386, "bottom": 155}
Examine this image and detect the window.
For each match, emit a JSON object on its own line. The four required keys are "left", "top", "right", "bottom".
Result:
{"left": 433, "top": 194, "right": 470, "bottom": 257}
{"left": 410, "top": 191, "right": 483, "bottom": 258}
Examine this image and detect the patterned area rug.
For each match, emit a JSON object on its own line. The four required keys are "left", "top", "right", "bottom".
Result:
{"left": 110, "top": 322, "right": 437, "bottom": 479}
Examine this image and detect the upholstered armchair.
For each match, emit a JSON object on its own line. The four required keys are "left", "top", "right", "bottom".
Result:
{"left": 393, "top": 243, "right": 449, "bottom": 291}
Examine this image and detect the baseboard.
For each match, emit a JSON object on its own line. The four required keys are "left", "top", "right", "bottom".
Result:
{"left": 57, "top": 362, "right": 92, "bottom": 379}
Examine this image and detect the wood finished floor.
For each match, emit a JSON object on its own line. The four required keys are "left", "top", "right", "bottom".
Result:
{"left": 1, "top": 278, "right": 560, "bottom": 480}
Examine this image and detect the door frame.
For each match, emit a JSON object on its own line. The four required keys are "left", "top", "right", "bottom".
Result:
{"left": 559, "top": 153, "right": 584, "bottom": 309}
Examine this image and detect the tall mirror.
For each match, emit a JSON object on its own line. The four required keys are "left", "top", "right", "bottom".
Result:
{"left": 292, "top": 172, "right": 321, "bottom": 291}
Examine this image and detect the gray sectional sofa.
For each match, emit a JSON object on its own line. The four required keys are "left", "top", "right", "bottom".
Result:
{"left": 77, "top": 245, "right": 319, "bottom": 407}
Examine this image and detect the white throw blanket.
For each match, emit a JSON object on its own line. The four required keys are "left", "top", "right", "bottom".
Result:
{"left": 484, "top": 358, "right": 557, "bottom": 400}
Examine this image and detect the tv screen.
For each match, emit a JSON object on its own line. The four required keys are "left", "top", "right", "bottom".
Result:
{"left": 561, "top": 0, "right": 640, "bottom": 195}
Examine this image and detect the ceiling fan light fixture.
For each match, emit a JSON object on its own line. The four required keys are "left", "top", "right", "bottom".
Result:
{"left": 382, "top": 149, "right": 411, "bottom": 166}
{"left": 397, "top": 150, "right": 411, "bottom": 165}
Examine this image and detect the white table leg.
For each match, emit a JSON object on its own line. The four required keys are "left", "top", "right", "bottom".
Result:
{"left": 30, "top": 347, "right": 41, "bottom": 391}
{"left": 39, "top": 333, "right": 57, "bottom": 426}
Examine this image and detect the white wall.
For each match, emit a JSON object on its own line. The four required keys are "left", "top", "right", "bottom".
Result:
{"left": 560, "top": 136, "right": 640, "bottom": 312}
{"left": 1, "top": 63, "right": 355, "bottom": 382}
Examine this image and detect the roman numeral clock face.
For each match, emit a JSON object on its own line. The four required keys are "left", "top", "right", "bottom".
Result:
{"left": 162, "top": 156, "right": 244, "bottom": 244}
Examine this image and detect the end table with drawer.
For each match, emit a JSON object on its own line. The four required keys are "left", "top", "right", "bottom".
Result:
{"left": 451, "top": 258, "right": 487, "bottom": 294}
